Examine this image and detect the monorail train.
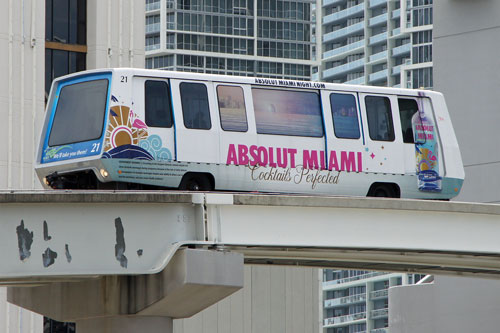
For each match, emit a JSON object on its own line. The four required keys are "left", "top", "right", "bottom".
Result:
{"left": 35, "top": 68, "right": 464, "bottom": 199}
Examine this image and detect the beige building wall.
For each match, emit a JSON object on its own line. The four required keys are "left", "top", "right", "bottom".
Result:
{"left": 0, "top": 2, "right": 320, "bottom": 333}
{"left": 174, "top": 266, "right": 321, "bottom": 333}
{"left": 0, "top": 1, "right": 144, "bottom": 332}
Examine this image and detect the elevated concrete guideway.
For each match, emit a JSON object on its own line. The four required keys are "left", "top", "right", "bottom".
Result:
{"left": 1, "top": 190, "right": 500, "bottom": 280}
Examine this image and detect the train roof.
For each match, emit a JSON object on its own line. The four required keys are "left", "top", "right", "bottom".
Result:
{"left": 52, "top": 67, "right": 442, "bottom": 98}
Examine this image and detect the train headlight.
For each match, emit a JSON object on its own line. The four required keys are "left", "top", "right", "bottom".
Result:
{"left": 100, "top": 169, "right": 109, "bottom": 178}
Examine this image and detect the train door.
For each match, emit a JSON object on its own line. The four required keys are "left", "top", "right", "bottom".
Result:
{"left": 132, "top": 77, "right": 176, "bottom": 161}
{"left": 215, "top": 82, "right": 256, "bottom": 164}
{"left": 321, "top": 90, "right": 365, "bottom": 173}
{"left": 358, "top": 93, "right": 405, "bottom": 174}
{"left": 170, "top": 79, "right": 220, "bottom": 163}
{"left": 397, "top": 97, "right": 420, "bottom": 174}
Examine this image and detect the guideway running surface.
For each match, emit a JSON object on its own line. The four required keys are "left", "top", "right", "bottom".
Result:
{"left": 1, "top": 190, "right": 500, "bottom": 282}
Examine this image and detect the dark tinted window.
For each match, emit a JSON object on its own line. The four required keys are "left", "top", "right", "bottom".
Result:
{"left": 365, "top": 96, "right": 395, "bottom": 141}
{"left": 217, "top": 85, "right": 248, "bottom": 132}
{"left": 47, "top": 0, "right": 86, "bottom": 45}
{"left": 180, "top": 82, "right": 211, "bottom": 129}
{"left": 398, "top": 98, "right": 418, "bottom": 143}
{"left": 252, "top": 88, "right": 323, "bottom": 137}
{"left": 49, "top": 79, "right": 108, "bottom": 146}
{"left": 330, "top": 93, "right": 360, "bottom": 139}
{"left": 145, "top": 81, "right": 173, "bottom": 128}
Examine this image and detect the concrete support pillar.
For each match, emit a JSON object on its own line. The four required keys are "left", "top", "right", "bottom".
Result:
{"left": 7, "top": 249, "right": 243, "bottom": 331}
{"left": 76, "top": 316, "right": 173, "bottom": 333}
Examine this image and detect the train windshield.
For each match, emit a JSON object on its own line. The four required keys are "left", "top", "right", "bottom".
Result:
{"left": 48, "top": 79, "right": 109, "bottom": 146}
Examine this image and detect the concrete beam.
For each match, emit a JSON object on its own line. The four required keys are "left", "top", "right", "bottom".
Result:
{"left": 8, "top": 249, "right": 243, "bottom": 321}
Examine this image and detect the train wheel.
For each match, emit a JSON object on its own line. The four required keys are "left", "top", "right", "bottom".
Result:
{"left": 179, "top": 173, "right": 212, "bottom": 191}
{"left": 368, "top": 183, "right": 399, "bottom": 198}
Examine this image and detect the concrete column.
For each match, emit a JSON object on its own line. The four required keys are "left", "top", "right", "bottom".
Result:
{"left": 76, "top": 316, "right": 173, "bottom": 333}
{"left": 8, "top": 249, "right": 243, "bottom": 330}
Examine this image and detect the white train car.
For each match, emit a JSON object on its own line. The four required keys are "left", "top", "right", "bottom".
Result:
{"left": 35, "top": 68, "right": 464, "bottom": 199}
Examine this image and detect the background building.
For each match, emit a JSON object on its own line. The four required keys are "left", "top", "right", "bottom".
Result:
{"left": 322, "top": 270, "right": 425, "bottom": 333}
{"left": 0, "top": 1, "right": 321, "bottom": 332}
{"left": 389, "top": 1, "right": 500, "bottom": 332}
{"left": 145, "top": 0, "right": 318, "bottom": 81}
{"left": 318, "top": 0, "right": 432, "bottom": 89}
{"left": 0, "top": 0, "right": 144, "bottom": 332}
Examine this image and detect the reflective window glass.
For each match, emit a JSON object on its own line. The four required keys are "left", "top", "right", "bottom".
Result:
{"left": 145, "top": 81, "right": 173, "bottom": 128}
{"left": 252, "top": 88, "right": 323, "bottom": 137}
{"left": 330, "top": 93, "right": 360, "bottom": 139}
{"left": 365, "top": 96, "right": 395, "bottom": 141}
{"left": 180, "top": 82, "right": 211, "bottom": 129}
{"left": 217, "top": 85, "right": 248, "bottom": 132}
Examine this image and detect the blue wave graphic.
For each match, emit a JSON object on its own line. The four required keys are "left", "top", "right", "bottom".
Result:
{"left": 102, "top": 145, "right": 154, "bottom": 160}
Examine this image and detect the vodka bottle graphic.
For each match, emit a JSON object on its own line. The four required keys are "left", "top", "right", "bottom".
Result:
{"left": 412, "top": 105, "right": 442, "bottom": 192}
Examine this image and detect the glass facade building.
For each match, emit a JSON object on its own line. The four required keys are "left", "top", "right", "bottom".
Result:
{"left": 145, "top": 0, "right": 317, "bottom": 80}
{"left": 322, "top": 270, "right": 426, "bottom": 333}
{"left": 319, "top": 0, "right": 433, "bottom": 89}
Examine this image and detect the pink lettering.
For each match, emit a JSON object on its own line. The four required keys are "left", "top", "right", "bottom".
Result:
{"left": 249, "top": 145, "right": 259, "bottom": 166}
{"left": 257, "top": 146, "right": 268, "bottom": 166}
{"left": 238, "top": 144, "right": 249, "bottom": 165}
{"left": 268, "top": 147, "right": 277, "bottom": 167}
{"left": 226, "top": 144, "right": 238, "bottom": 165}
{"left": 303, "top": 150, "right": 319, "bottom": 169}
{"left": 288, "top": 149, "right": 297, "bottom": 168}
{"left": 357, "top": 152, "right": 362, "bottom": 172}
{"left": 341, "top": 151, "right": 356, "bottom": 172}
{"left": 329, "top": 151, "right": 339, "bottom": 171}
{"left": 277, "top": 148, "right": 288, "bottom": 168}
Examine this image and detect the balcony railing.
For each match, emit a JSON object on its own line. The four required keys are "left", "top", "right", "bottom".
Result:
{"left": 146, "top": 1, "right": 160, "bottom": 12}
{"left": 323, "top": 271, "right": 387, "bottom": 287}
{"left": 324, "top": 312, "right": 367, "bottom": 326}
{"left": 370, "top": 289, "right": 389, "bottom": 299}
{"left": 369, "top": 68, "right": 388, "bottom": 82}
{"left": 322, "top": 39, "right": 365, "bottom": 60}
{"left": 392, "top": 65, "right": 402, "bottom": 75}
{"left": 345, "top": 76, "right": 365, "bottom": 85}
{"left": 369, "top": 32, "right": 387, "bottom": 45}
{"left": 392, "top": 27, "right": 401, "bottom": 36}
{"left": 392, "top": 43, "right": 411, "bottom": 56}
{"left": 324, "top": 293, "right": 367, "bottom": 307}
{"left": 369, "top": 50, "right": 387, "bottom": 62}
{"left": 369, "top": 13, "right": 388, "bottom": 27}
{"left": 370, "top": 308, "right": 389, "bottom": 319}
{"left": 145, "top": 23, "right": 161, "bottom": 34}
{"left": 371, "top": 328, "right": 389, "bottom": 333}
{"left": 323, "top": 0, "right": 346, "bottom": 6}
{"left": 145, "top": 44, "right": 160, "bottom": 51}
{"left": 323, "top": 3, "right": 365, "bottom": 25}
{"left": 322, "top": 58, "right": 365, "bottom": 79}
{"left": 392, "top": 8, "right": 401, "bottom": 19}
{"left": 323, "top": 22, "right": 364, "bottom": 43}
{"left": 369, "top": 0, "right": 387, "bottom": 8}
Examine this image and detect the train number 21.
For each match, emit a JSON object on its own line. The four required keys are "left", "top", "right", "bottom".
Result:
{"left": 91, "top": 143, "right": 101, "bottom": 152}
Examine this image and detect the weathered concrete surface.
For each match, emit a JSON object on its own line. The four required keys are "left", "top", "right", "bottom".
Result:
{"left": 76, "top": 316, "right": 172, "bottom": 333}
{"left": 8, "top": 249, "right": 243, "bottom": 321}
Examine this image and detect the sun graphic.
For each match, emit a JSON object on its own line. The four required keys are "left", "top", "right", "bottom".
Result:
{"left": 104, "top": 105, "right": 148, "bottom": 152}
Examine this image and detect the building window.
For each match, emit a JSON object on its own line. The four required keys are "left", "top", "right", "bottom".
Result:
{"left": 44, "top": 318, "right": 75, "bottom": 333}
{"left": 45, "top": 0, "right": 87, "bottom": 99}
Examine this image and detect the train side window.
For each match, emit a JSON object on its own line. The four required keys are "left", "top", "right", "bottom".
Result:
{"left": 145, "top": 80, "right": 173, "bottom": 128}
{"left": 398, "top": 98, "right": 418, "bottom": 143}
{"left": 365, "top": 96, "right": 395, "bottom": 141}
{"left": 330, "top": 93, "right": 360, "bottom": 139}
{"left": 180, "top": 82, "right": 211, "bottom": 130}
{"left": 217, "top": 85, "right": 248, "bottom": 132}
{"left": 252, "top": 88, "right": 323, "bottom": 137}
